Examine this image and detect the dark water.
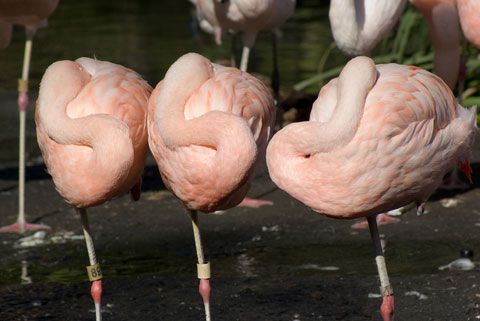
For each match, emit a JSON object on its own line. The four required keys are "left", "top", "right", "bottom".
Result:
{"left": 0, "top": 0, "right": 341, "bottom": 93}
{"left": 0, "top": 239, "right": 474, "bottom": 287}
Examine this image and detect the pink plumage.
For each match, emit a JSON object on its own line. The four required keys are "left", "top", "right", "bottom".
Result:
{"left": 267, "top": 56, "right": 476, "bottom": 219}
{"left": 147, "top": 53, "right": 275, "bottom": 212}
{"left": 457, "top": 0, "right": 480, "bottom": 48}
{"left": 35, "top": 57, "right": 152, "bottom": 208}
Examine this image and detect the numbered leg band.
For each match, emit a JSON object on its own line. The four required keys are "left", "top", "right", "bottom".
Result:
{"left": 18, "top": 79, "right": 28, "bottom": 93}
{"left": 86, "top": 263, "right": 103, "bottom": 281}
{"left": 197, "top": 262, "right": 211, "bottom": 279}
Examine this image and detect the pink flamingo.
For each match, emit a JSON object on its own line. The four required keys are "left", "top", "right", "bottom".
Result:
{"left": 0, "top": 0, "right": 60, "bottom": 234}
{"left": 35, "top": 57, "right": 151, "bottom": 321}
{"left": 410, "top": 0, "right": 461, "bottom": 90}
{"left": 457, "top": 0, "right": 480, "bottom": 48}
{"left": 329, "top": 0, "right": 408, "bottom": 227}
{"left": 329, "top": 0, "right": 407, "bottom": 56}
{"left": 195, "top": 0, "right": 296, "bottom": 72}
{"left": 411, "top": 0, "right": 478, "bottom": 190}
{"left": 266, "top": 56, "right": 476, "bottom": 321}
{"left": 147, "top": 52, "right": 275, "bottom": 321}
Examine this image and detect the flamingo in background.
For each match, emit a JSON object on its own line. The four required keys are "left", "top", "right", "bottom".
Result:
{"left": 457, "top": 0, "right": 480, "bottom": 48}
{"left": 195, "top": 0, "right": 296, "bottom": 73}
{"left": 148, "top": 52, "right": 275, "bottom": 321}
{"left": 329, "top": 0, "right": 407, "bottom": 56}
{"left": 0, "top": 0, "right": 60, "bottom": 234}
{"left": 266, "top": 56, "right": 476, "bottom": 321}
{"left": 35, "top": 58, "right": 151, "bottom": 321}
{"left": 411, "top": 0, "right": 479, "bottom": 190}
{"left": 410, "top": 0, "right": 461, "bottom": 90}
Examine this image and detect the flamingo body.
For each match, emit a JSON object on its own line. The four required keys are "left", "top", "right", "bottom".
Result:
{"left": 267, "top": 57, "right": 476, "bottom": 219}
{"left": 0, "top": 0, "right": 59, "bottom": 32}
{"left": 197, "top": 0, "right": 295, "bottom": 45}
{"left": 147, "top": 53, "right": 275, "bottom": 212}
{"left": 329, "top": 0, "right": 407, "bottom": 56}
{"left": 457, "top": 0, "right": 480, "bottom": 48}
{"left": 36, "top": 58, "right": 151, "bottom": 208}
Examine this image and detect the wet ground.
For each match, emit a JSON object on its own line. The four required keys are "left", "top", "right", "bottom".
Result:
{"left": 0, "top": 93, "right": 480, "bottom": 320}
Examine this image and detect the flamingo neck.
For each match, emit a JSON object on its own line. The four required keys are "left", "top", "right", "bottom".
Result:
{"left": 37, "top": 60, "right": 134, "bottom": 200}
{"left": 277, "top": 56, "right": 378, "bottom": 157}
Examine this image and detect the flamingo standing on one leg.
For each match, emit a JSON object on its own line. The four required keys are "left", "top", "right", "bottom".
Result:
{"left": 147, "top": 53, "right": 275, "bottom": 321}
{"left": 35, "top": 58, "right": 151, "bottom": 321}
{"left": 0, "top": 0, "right": 59, "bottom": 234}
{"left": 329, "top": 0, "right": 407, "bottom": 227}
{"left": 195, "top": 0, "right": 296, "bottom": 73}
{"left": 266, "top": 56, "right": 477, "bottom": 321}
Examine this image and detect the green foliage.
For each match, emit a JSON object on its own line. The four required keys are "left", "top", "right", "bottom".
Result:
{"left": 294, "top": 4, "right": 480, "bottom": 109}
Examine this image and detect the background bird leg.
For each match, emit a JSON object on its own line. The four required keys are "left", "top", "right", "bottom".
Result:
{"left": 79, "top": 208, "right": 103, "bottom": 321}
{"left": 188, "top": 209, "right": 212, "bottom": 321}
{"left": 271, "top": 30, "right": 280, "bottom": 99}
{"left": 0, "top": 31, "right": 50, "bottom": 234}
{"left": 240, "top": 45, "right": 251, "bottom": 72}
{"left": 368, "top": 215, "right": 394, "bottom": 321}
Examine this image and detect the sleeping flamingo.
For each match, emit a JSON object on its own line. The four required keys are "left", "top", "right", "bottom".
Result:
{"left": 329, "top": 0, "right": 407, "bottom": 56}
{"left": 195, "top": 0, "right": 296, "bottom": 72}
{"left": 147, "top": 52, "right": 275, "bottom": 321}
{"left": 266, "top": 56, "right": 476, "bottom": 321}
{"left": 0, "top": 0, "right": 60, "bottom": 234}
{"left": 329, "top": 0, "right": 408, "bottom": 227}
{"left": 35, "top": 58, "right": 151, "bottom": 321}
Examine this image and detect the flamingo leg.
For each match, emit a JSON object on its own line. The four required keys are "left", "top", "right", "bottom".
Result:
{"left": 351, "top": 213, "right": 401, "bottom": 229}
{"left": 271, "top": 31, "right": 280, "bottom": 98}
{"left": 368, "top": 215, "right": 394, "bottom": 321}
{"left": 230, "top": 33, "right": 237, "bottom": 68}
{"left": 188, "top": 209, "right": 212, "bottom": 321}
{"left": 239, "top": 45, "right": 251, "bottom": 72}
{"left": 0, "top": 32, "right": 50, "bottom": 234}
{"left": 79, "top": 208, "right": 103, "bottom": 321}
{"left": 238, "top": 197, "right": 273, "bottom": 208}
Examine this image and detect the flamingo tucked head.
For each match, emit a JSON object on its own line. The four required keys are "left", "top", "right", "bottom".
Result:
{"left": 267, "top": 56, "right": 476, "bottom": 219}
{"left": 147, "top": 53, "right": 275, "bottom": 212}
{"left": 36, "top": 57, "right": 152, "bottom": 208}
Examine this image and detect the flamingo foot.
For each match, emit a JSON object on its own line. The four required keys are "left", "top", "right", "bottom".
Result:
{"left": 0, "top": 219, "right": 50, "bottom": 234}
{"left": 91, "top": 280, "right": 102, "bottom": 321}
{"left": 438, "top": 176, "right": 470, "bottom": 190}
{"left": 199, "top": 279, "right": 211, "bottom": 321}
{"left": 351, "top": 214, "right": 401, "bottom": 229}
{"left": 380, "top": 294, "right": 395, "bottom": 321}
{"left": 238, "top": 197, "right": 273, "bottom": 208}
